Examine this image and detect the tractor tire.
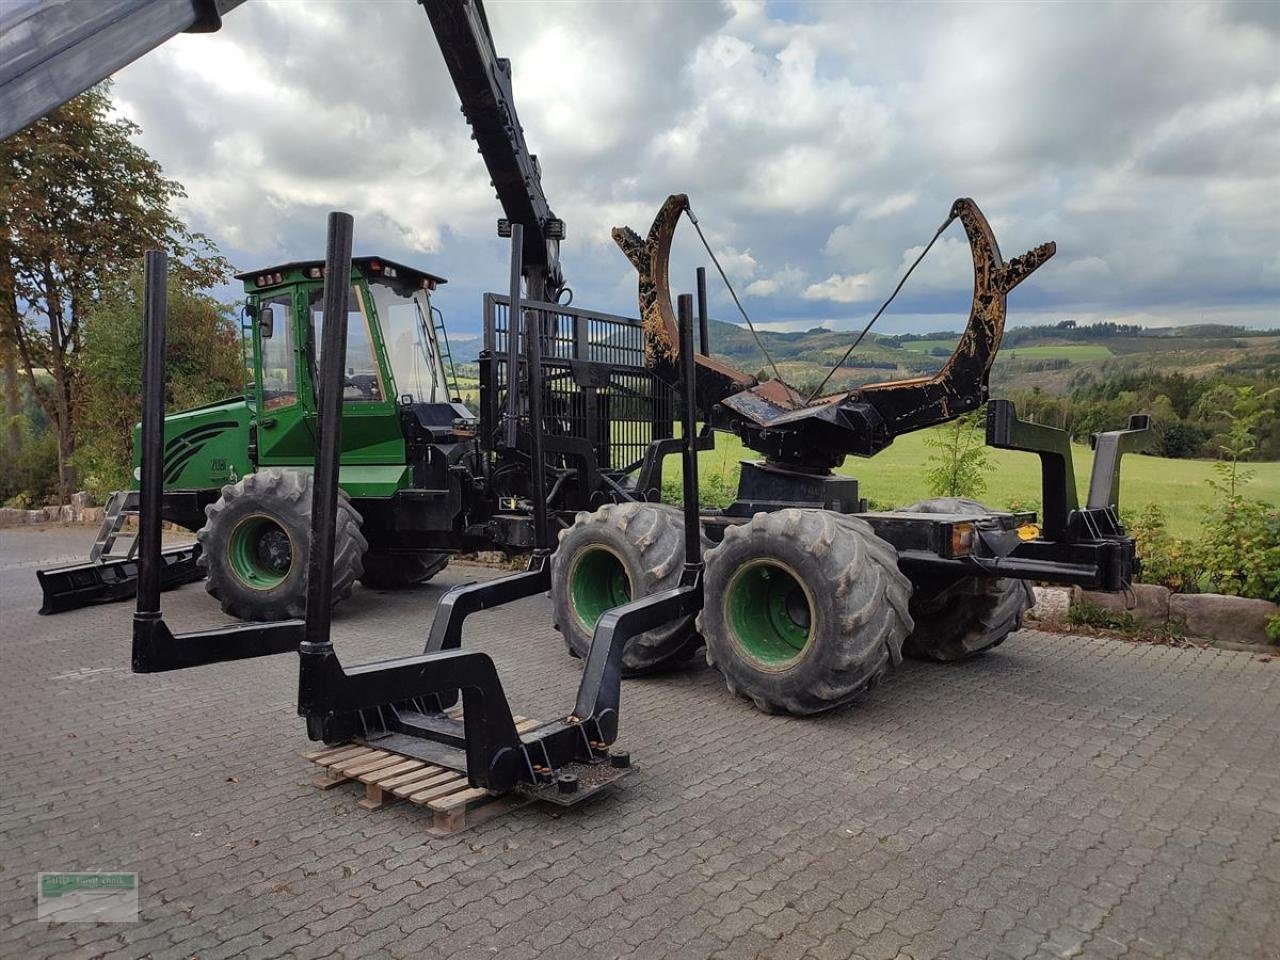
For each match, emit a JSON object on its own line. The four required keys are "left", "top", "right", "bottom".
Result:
{"left": 900, "top": 497, "right": 1036, "bottom": 661}
{"left": 197, "top": 469, "right": 366, "bottom": 621}
{"left": 698, "top": 509, "right": 913, "bottom": 716}
{"left": 359, "top": 552, "right": 449, "bottom": 589}
{"left": 551, "top": 502, "right": 708, "bottom": 675}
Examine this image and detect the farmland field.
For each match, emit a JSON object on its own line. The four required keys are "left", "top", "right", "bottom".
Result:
{"left": 898, "top": 339, "right": 960, "bottom": 353}
{"left": 666, "top": 426, "right": 1280, "bottom": 539}
{"left": 900, "top": 340, "right": 1113, "bottom": 361}
{"left": 1000, "top": 344, "right": 1114, "bottom": 361}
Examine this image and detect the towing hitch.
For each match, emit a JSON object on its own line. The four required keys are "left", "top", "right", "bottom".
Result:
{"left": 128, "top": 216, "right": 706, "bottom": 807}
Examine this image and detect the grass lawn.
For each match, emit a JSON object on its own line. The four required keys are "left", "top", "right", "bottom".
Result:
{"left": 670, "top": 427, "right": 1280, "bottom": 539}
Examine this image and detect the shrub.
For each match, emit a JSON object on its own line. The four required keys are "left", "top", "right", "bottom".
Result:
{"left": 1126, "top": 503, "right": 1201, "bottom": 594}
{"left": 924, "top": 413, "right": 989, "bottom": 500}
{"left": 0, "top": 415, "right": 59, "bottom": 506}
{"left": 1198, "top": 496, "right": 1280, "bottom": 604}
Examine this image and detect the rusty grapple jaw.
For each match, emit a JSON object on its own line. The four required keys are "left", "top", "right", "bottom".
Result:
{"left": 613, "top": 194, "right": 1058, "bottom": 464}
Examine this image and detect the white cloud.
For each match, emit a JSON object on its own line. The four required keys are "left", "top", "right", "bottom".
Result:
{"left": 99, "top": 0, "right": 1280, "bottom": 336}
{"left": 803, "top": 272, "right": 876, "bottom": 304}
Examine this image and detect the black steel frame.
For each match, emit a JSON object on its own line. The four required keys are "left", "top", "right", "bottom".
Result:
{"left": 888, "top": 398, "right": 1147, "bottom": 591}
{"left": 129, "top": 215, "right": 706, "bottom": 800}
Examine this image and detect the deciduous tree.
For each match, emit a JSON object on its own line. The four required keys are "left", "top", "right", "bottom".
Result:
{"left": 0, "top": 84, "right": 228, "bottom": 500}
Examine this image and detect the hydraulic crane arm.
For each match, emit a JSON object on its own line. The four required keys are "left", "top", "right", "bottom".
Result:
{"left": 0, "top": 0, "right": 243, "bottom": 143}
{"left": 2, "top": 0, "right": 568, "bottom": 306}
{"left": 418, "top": 0, "right": 566, "bottom": 304}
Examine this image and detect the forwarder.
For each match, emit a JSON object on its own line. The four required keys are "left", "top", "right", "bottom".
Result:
{"left": 16, "top": 0, "right": 1151, "bottom": 721}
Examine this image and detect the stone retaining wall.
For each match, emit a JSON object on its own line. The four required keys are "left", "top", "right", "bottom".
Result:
{"left": 0, "top": 492, "right": 104, "bottom": 528}
{"left": 1032, "top": 583, "right": 1279, "bottom": 647}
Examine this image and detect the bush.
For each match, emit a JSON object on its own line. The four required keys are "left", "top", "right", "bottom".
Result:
{"left": 0, "top": 415, "right": 59, "bottom": 506}
{"left": 1198, "top": 496, "right": 1280, "bottom": 604}
{"left": 1126, "top": 503, "right": 1201, "bottom": 594}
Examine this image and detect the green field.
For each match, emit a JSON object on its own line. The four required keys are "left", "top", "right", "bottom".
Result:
{"left": 899, "top": 339, "right": 959, "bottom": 353}
{"left": 1000, "top": 344, "right": 1113, "bottom": 361}
{"left": 901, "top": 341, "right": 1113, "bottom": 361}
{"left": 668, "top": 427, "right": 1280, "bottom": 539}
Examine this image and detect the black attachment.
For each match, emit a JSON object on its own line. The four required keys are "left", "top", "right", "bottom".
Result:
{"left": 976, "top": 398, "right": 1146, "bottom": 591}
{"left": 985, "top": 398, "right": 1078, "bottom": 541}
{"left": 295, "top": 271, "right": 710, "bottom": 802}
{"left": 38, "top": 544, "right": 202, "bottom": 616}
{"left": 502, "top": 222, "right": 524, "bottom": 450}
{"left": 131, "top": 246, "right": 305, "bottom": 672}
{"left": 1086, "top": 415, "right": 1150, "bottom": 511}
{"left": 524, "top": 262, "right": 550, "bottom": 554}
{"left": 136, "top": 251, "right": 167, "bottom": 617}
{"left": 696, "top": 266, "right": 710, "bottom": 357}
{"left": 421, "top": 225, "right": 552, "bottom": 664}
{"left": 302, "top": 212, "right": 355, "bottom": 651}
{"left": 677, "top": 294, "right": 703, "bottom": 570}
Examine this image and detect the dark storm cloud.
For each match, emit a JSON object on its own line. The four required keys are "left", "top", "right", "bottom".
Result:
{"left": 109, "top": 0, "right": 1280, "bottom": 337}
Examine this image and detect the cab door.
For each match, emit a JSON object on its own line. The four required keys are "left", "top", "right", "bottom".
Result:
{"left": 252, "top": 290, "right": 314, "bottom": 462}
{"left": 303, "top": 282, "right": 405, "bottom": 464}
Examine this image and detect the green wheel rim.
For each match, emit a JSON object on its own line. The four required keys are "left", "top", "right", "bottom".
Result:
{"left": 725, "top": 559, "right": 813, "bottom": 667}
{"left": 569, "top": 547, "right": 631, "bottom": 631}
{"left": 227, "top": 515, "right": 293, "bottom": 589}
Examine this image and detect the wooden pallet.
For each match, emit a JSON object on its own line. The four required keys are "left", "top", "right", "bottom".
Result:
{"left": 301, "top": 715, "right": 542, "bottom": 836}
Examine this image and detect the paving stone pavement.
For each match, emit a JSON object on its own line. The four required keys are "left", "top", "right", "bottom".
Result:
{"left": 2, "top": 525, "right": 1279, "bottom": 960}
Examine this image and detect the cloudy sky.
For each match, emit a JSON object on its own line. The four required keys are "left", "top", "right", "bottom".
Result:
{"left": 109, "top": 0, "right": 1280, "bottom": 342}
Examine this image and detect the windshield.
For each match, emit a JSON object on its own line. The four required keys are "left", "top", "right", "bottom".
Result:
{"left": 308, "top": 286, "right": 385, "bottom": 402}
{"left": 369, "top": 281, "right": 448, "bottom": 403}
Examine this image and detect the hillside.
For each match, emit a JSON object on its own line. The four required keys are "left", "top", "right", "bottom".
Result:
{"left": 696, "top": 319, "right": 1280, "bottom": 398}
{"left": 455, "top": 318, "right": 1278, "bottom": 399}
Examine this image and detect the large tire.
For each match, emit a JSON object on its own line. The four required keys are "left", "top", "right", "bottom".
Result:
{"left": 698, "top": 509, "right": 913, "bottom": 716}
{"left": 359, "top": 552, "right": 449, "bottom": 589}
{"left": 551, "top": 502, "right": 708, "bottom": 675}
{"left": 901, "top": 497, "right": 1035, "bottom": 661}
{"left": 197, "top": 469, "right": 366, "bottom": 621}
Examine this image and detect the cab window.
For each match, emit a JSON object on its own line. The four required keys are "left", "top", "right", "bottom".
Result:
{"left": 258, "top": 295, "right": 297, "bottom": 411}
{"left": 309, "top": 286, "right": 385, "bottom": 402}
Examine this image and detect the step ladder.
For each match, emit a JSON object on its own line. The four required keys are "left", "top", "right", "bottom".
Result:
{"left": 430, "top": 304, "right": 463, "bottom": 402}
{"left": 89, "top": 490, "right": 140, "bottom": 563}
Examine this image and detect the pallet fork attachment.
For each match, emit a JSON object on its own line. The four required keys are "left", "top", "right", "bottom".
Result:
{"left": 130, "top": 215, "right": 706, "bottom": 804}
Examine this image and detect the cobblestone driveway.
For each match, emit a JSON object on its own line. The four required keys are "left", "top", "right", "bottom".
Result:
{"left": 2, "top": 526, "right": 1278, "bottom": 959}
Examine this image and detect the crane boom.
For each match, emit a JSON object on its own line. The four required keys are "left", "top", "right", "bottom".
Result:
{"left": 418, "top": 0, "right": 565, "bottom": 303}
{"left": 0, "top": 0, "right": 243, "bottom": 143}
{"left": 0, "top": 0, "right": 566, "bottom": 300}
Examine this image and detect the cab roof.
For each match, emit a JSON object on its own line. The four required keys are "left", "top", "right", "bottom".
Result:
{"left": 235, "top": 256, "right": 447, "bottom": 291}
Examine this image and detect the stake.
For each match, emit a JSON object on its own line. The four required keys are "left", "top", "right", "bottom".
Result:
{"left": 677, "top": 293, "right": 701, "bottom": 567}
{"left": 303, "top": 212, "right": 355, "bottom": 650}
{"left": 135, "top": 250, "right": 167, "bottom": 619}
{"left": 524, "top": 254, "right": 550, "bottom": 553}
{"left": 695, "top": 267, "right": 710, "bottom": 357}
{"left": 502, "top": 223, "right": 524, "bottom": 450}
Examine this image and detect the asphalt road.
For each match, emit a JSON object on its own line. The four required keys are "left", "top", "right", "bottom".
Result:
{"left": 2, "top": 524, "right": 1278, "bottom": 959}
